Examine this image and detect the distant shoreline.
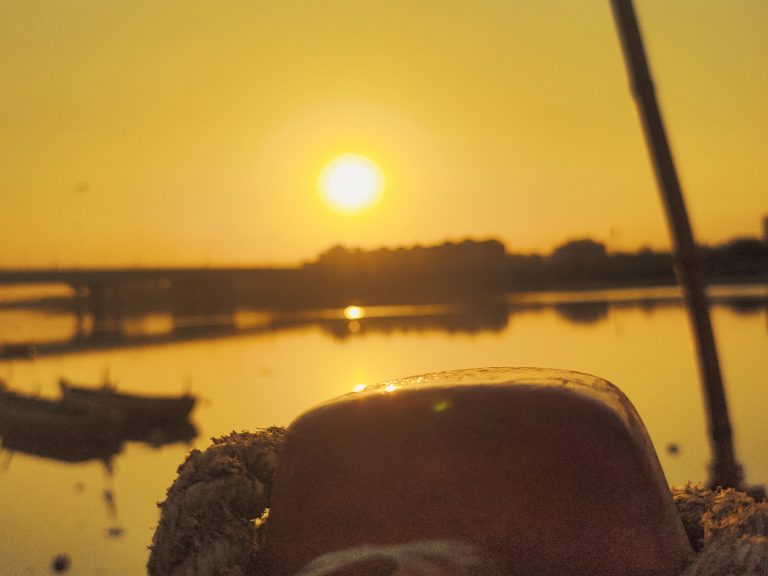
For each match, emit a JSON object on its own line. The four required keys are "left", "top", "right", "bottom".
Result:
{"left": 1, "top": 235, "right": 766, "bottom": 314}
{"left": 1, "top": 275, "right": 766, "bottom": 313}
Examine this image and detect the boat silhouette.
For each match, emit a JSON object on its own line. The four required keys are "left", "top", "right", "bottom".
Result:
{"left": 0, "top": 379, "right": 198, "bottom": 467}
{"left": 0, "top": 383, "right": 123, "bottom": 466}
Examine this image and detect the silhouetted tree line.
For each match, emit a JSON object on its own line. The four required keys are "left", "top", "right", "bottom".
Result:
{"left": 10, "top": 236, "right": 764, "bottom": 314}
{"left": 701, "top": 237, "right": 768, "bottom": 280}
{"left": 301, "top": 236, "right": 768, "bottom": 303}
{"left": 302, "top": 240, "right": 508, "bottom": 304}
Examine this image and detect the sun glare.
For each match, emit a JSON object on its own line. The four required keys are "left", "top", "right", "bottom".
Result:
{"left": 319, "top": 154, "right": 384, "bottom": 214}
{"left": 344, "top": 305, "right": 366, "bottom": 320}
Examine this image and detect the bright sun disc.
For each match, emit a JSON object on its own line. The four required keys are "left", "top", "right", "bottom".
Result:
{"left": 319, "top": 154, "right": 384, "bottom": 213}
{"left": 344, "top": 305, "right": 365, "bottom": 320}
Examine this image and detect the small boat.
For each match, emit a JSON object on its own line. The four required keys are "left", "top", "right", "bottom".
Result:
{"left": 58, "top": 378, "right": 196, "bottom": 430}
{"left": 0, "top": 386, "right": 123, "bottom": 465}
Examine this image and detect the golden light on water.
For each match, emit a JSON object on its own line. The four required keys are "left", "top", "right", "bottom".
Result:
{"left": 344, "top": 305, "right": 366, "bottom": 320}
{"left": 319, "top": 154, "right": 384, "bottom": 214}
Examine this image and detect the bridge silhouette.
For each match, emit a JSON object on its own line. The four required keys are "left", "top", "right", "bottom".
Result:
{"left": 0, "top": 296, "right": 511, "bottom": 360}
{"left": 0, "top": 267, "right": 303, "bottom": 338}
{"left": 2, "top": 267, "right": 764, "bottom": 360}
{"left": 0, "top": 267, "right": 517, "bottom": 358}
{"left": 0, "top": 267, "right": 294, "bottom": 286}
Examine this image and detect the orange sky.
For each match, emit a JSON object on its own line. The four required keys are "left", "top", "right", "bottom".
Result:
{"left": 1, "top": 1, "right": 766, "bottom": 268}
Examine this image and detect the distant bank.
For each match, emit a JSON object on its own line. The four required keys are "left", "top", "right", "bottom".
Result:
{"left": 1, "top": 236, "right": 767, "bottom": 312}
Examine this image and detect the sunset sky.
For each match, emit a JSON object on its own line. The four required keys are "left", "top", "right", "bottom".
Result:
{"left": 1, "top": 0, "right": 766, "bottom": 268}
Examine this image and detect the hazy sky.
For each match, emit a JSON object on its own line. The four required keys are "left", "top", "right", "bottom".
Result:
{"left": 1, "top": 1, "right": 766, "bottom": 267}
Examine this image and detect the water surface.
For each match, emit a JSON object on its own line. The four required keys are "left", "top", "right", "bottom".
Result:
{"left": 0, "top": 284, "right": 766, "bottom": 575}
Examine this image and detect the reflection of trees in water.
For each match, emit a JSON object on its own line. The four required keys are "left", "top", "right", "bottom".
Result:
{"left": 320, "top": 307, "right": 509, "bottom": 340}
{"left": 270, "top": 301, "right": 511, "bottom": 340}
{"left": 552, "top": 302, "right": 610, "bottom": 325}
{"left": 11, "top": 289, "right": 768, "bottom": 357}
{"left": 550, "top": 298, "right": 768, "bottom": 325}
{"left": 638, "top": 299, "right": 661, "bottom": 314}
{"left": 721, "top": 298, "right": 767, "bottom": 316}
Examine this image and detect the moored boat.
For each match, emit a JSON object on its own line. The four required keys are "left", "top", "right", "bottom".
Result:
{"left": 58, "top": 378, "right": 196, "bottom": 429}
{"left": 0, "top": 385, "right": 123, "bottom": 465}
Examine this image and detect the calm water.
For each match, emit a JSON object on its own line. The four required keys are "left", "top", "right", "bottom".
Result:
{"left": 1, "top": 284, "right": 767, "bottom": 575}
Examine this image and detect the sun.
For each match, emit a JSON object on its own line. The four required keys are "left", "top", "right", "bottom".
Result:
{"left": 319, "top": 154, "right": 384, "bottom": 214}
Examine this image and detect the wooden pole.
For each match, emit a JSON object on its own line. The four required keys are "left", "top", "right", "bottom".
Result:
{"left": 609, "top": 0, "right": 743, "bottom": 489}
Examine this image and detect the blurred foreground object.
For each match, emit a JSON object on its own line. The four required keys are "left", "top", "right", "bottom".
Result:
{"left": 148, "top": 429, "right": 285, "bottom": 576}
{"left": 610, "top": 0, "right": 743, "bottom": 490}
{"left": 149, "top": 371, "right": 768, "bottom": 575}
{"left": 293, "top": 540, "right": 482, "bottom": 576}
{"left": 673, "top": 484, "right": 768, "bottom": 575}
{"left": 264, "top": 368, "right": 691, "bottom": 576}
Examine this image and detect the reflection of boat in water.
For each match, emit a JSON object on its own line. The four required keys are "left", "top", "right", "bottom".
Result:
{"left": 0, "top": 385, "right": 123, "bottom": 465}
{"left": 0, "top": 379, "right": 198, "bottom": 467}
{"left": 59, "top": 378, "right": 197, "bottom": 444}
{"left": 134, "top": 418, "right": 198, "bottom": 448}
